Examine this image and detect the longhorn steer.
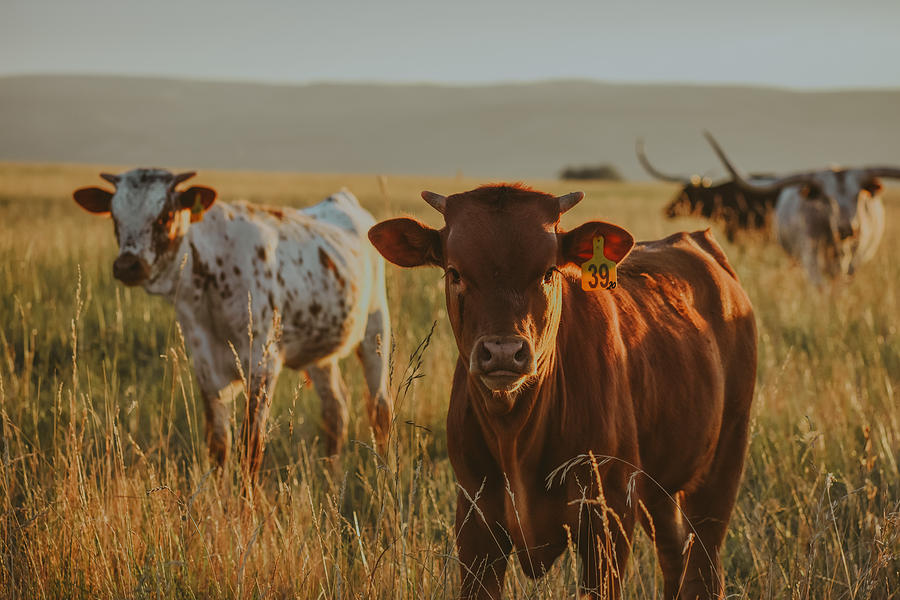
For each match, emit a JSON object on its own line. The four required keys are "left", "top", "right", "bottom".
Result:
{"left": 637, "top": 139, "right": 780, "bottom": 241}
{"left": 74, "top": 169, "right": 393, "bottom": 477}
{"left": 369, "top": 184, "right": 757, "bottom": 599}
{"left": 705, "top": 133, "right": 897, "bottom": 285}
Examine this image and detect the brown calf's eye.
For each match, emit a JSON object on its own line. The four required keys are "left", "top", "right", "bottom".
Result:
{"left": 446, "top": 267, "right": 461, "bottom": 284}
{"left": 543, "top": 267, "right": 558, "bottom": 284}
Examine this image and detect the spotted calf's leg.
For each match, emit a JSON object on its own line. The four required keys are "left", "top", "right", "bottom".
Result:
{"left": 193, "top": 367, "right": 234, "bottom": 467}
{"left": 238, "top": 356, "right": 282, "bottom": 480}
{"left": 308, "top": 360, "right": 350, "bottom": 457}
{"left": 183, "top": 325, "right": 238, "bottom": 469}
{"left": 202, "top": 387, "right": 235, "bottom": 466}
{"left": 355, "top": 308, "right": 393, "bottom": 452}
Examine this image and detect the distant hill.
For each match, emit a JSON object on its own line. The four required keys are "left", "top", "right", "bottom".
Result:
{"left": 1, "top": 75, "right": 899, "bottom": 180}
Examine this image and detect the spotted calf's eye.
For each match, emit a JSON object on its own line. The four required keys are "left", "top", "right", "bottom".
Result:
{"left": 543, "top": 267, "right": 559, "bottom": 284}
{"left": 156, "top": 211, "right": 174, "bottom": 227}
{"left": 445, "top": 267, "right": 462, "bottom": 285}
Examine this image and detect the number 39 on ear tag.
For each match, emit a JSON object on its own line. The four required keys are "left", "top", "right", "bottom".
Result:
{"left": 581, "top": 236, "right": 618, "bottom": 291}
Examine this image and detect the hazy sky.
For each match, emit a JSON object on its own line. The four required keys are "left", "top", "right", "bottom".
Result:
{"left": 4, "top": 0, "right": 900, "bottom": 88}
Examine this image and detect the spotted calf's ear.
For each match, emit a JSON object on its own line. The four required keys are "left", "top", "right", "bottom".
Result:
{"left": 73, "top": 187, "right": 114, "bottom": 214}
{"left": 368, "top": 218, "right": 443, "bottom": 268}
{"left": 559, "top": 221, "right": 635, "bottom": 266}
{"left": 178, "top": 186, "right": 217, "bottom": 221}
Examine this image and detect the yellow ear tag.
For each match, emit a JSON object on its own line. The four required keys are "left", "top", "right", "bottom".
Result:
{"left": 581, "top": 236, "right": 618, "bottom": 291}
{"left": 190, "top": 192, "right": 204, "bottom": 222}
{"left": 191, "top": 192, "right": 204, "bottom": 215}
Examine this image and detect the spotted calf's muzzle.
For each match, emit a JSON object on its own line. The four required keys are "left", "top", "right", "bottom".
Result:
{"left": 113, "top": 252, "right": 151, "bottom": 286}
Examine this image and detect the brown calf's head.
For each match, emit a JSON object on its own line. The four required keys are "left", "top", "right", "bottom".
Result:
{"left": 73, "top": 169, "right": 216, "bottom": 286}
{"left": 369, "top": 184, "right": 633, "bottom": 412}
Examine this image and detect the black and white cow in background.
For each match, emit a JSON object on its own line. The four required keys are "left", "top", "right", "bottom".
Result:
{"left": 706, "top": 133, "right": 898, "bottom": 285}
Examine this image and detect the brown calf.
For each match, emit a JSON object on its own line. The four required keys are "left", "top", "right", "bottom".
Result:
{"left": 369, "top": 184, "right": 757, "bottom": 599}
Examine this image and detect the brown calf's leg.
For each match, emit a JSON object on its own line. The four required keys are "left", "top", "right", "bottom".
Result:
{"left": 456, "top": 490, "right": 512, "bottom": 600}
{"left": 578, "top": 480, "right": 636, "bottom": 599}
{"left": 677, "top": 409, "right": 751, "bottom": 600}
{"left": 355, "top": 308, "right": 394, "bottom": 452}
{"left": 308, "top": 360, "right": 350, "bottom": 457}
{"left": 642, "top": 487, "right": 689, "bottom": 600}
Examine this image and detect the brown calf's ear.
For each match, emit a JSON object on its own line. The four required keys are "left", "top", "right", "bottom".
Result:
{"left": 73, "top": 187, "right": 114, "bottom": 214}
{"left": 559, "top": 221, "right": 635, "bottom": 265}
{"left": 368, "top": 218, "right": 443, "bottom": 268}
{"left": 178, "top": 186, "right": 217, "bottom": 215}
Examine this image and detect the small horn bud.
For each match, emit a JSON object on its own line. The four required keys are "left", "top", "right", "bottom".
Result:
{"left": 557, "top": 191, "right": 584, "bottom": 214}
{"left": 171, "top": 171, "right": 197, "bottom": 187}
{"left": 422, "top": 191, "right": 447, "bottom": 214}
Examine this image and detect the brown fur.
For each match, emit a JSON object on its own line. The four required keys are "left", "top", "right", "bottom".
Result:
{"left": 370, "top": 185, "right": 757, "bottom": 599}
{"left": 664, "top": 180, "right": 779, "bottom": 242}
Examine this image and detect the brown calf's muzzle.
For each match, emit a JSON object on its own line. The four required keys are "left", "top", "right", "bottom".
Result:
{"left": 113, "top": 252, "right": 150, "bottom": 286}
{"left": 470, "top": 334, "right": 535, "bottom": 392}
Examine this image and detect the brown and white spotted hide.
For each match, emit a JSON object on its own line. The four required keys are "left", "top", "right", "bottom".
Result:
{"left": 74, "top": 169, "right": 393, "bottom": 477}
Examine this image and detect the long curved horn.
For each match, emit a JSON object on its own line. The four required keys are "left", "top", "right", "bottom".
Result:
{"left": 421, "top": 190, "right": 446, "bottom": 214}
{"left": 704, "top": 131, "right": 816, "bottom": 193}
{"left": 100, "top": 173, "right": 119, "bottom": 185}
{"left": 557, "top": 191, "right": 584, "bottom": 214}
{"left": 171, "top": 171, "right": 197, "bottom": 187}
{"left": 635, "top": 139, "right": 692, "bottom": 184}
{"left": 861, "top": 166, "right": 900, "bottom": 179}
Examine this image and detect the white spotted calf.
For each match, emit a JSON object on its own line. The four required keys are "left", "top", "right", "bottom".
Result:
{"left": 74, "top": 169, "right": 393, "bottom": 476}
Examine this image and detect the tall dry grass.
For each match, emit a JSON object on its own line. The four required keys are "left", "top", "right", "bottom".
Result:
{"left": 0, "top": 162, "right": 898, "bottom": 598}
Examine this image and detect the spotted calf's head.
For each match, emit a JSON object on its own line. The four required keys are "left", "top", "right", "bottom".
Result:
{"left": 73, "top": 169, "right": 216, "bottom": 286}
{"left": 369, "top": 185, "right": 633, "bottom": 413}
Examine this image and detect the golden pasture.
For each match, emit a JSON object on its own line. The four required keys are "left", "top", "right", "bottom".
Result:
{"left": 1, "top": 162, "right": 898, "bottom": 598}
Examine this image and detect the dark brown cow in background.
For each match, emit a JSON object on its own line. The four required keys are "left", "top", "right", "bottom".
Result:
{"left": 638, "top": 139, "right": 780, "bottom": 241}
{"left": 369, "top": 184, "right": 757, "bottom": 599}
